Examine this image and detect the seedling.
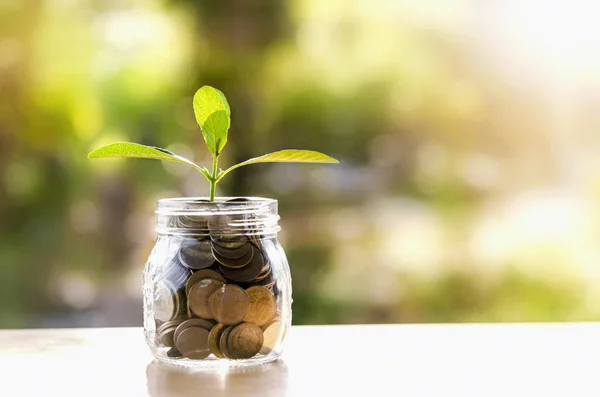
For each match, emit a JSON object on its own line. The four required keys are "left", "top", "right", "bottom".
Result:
{"left": 89, "top": 86, "right": 338, "bottom": 200}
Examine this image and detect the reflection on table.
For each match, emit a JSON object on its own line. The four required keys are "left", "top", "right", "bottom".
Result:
{"left": 146, "top": 359, "right": 288, "bottom": 397}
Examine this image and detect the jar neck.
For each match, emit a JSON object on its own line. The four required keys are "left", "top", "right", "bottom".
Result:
{"left": 155, "top": 197, "right": 280, "bottom": 237}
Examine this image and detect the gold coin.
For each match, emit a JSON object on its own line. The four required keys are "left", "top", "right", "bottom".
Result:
{"left": 157, "top": 323, "right": 179, "bottom": 348}
{"left": 208, "top": 323, "right": 226, "bottom": 358}
{"left": 227, "top": 323, "right": 264, "bottom": 359}
{"left": 157, "top": 319, "right": 182, "bottom": 335}
{"left": 160, "top": 329, "right": 177, "bottom": 348}
{"left": 175, "top": 326, "right": 210, "bottom": 360}
{"left": 219, "top": 325, "right": 234, "bottom": 358}
{"left": 208, "top": 284, "right": 249, "bottom": 325}
{"left": 260, "top": 320, "right": 283, "bottom": 355}
{"left": 243, "top": 286, "right": 276, "bottom": 326}
{"left": 185, "top": 269, "right": 224, "bottom": 295}
{"left": 188, "top": 278, "right": 224, "bottom": 319}
{"left": 173, "top": 318, "right": 215, "bottom": 344}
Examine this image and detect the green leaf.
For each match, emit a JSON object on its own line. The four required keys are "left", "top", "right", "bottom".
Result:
{"left": 217, "top": 149, "right": 339, "bottom": 181}
{"left": 88, "top": 142, "right": 212, "bottom": 180}
{"left": 193, "top": 86, "right": 231, "bottom": 155}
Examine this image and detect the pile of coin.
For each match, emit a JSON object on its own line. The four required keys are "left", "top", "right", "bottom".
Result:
{"left": 153, "top": 218, "right": 282, "bottom": 360}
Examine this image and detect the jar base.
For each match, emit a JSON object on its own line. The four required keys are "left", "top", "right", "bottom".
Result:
{"left": 154, "top": 352, "right": 282, "bottom": 368}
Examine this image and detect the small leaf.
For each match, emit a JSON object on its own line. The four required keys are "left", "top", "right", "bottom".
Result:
{"left": 218, "top": 149, "right": 338, "bottom": 181}
{"left": 193, "top": 86, "right": 231, "bottom": 155}
{"left": 88, "top": 142, "right": 212, "bottom": 180}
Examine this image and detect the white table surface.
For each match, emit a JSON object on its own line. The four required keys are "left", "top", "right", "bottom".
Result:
{"left": 0, "top": 324, "right": 598, "bottom": 397}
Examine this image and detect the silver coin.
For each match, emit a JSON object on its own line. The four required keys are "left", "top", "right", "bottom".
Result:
{"left": 154, "top": 281, "right": 177, "bottom": 322}
{"left": 178, "top": 239, "right": 214, "bottom": 270}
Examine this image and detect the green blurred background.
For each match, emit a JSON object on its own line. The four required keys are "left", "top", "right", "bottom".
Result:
{"left": 1, "top": 0, "right": 599, "bottom": 328}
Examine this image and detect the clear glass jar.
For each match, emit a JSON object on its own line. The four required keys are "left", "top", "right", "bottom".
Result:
{"left": 143, "top": 197, "right": 291, "bottom": 367}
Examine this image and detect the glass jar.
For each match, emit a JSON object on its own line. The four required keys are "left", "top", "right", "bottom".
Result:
{"left": 143, "top": 197, "right": 291, "bottom": 367}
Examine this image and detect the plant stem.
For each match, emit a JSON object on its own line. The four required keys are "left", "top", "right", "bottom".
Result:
{"left": 209, "top": 154, "right": 219, "bottom": 201}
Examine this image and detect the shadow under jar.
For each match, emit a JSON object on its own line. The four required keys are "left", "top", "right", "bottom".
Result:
{"left": 143, "top": 197, "right": 292, "bottom": 367}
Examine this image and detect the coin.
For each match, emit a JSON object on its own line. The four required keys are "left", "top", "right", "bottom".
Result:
{"left": 185, "top": 269, "right": 225, "bottom": 295}
{"left": 212, "top": 242, "right": 253, "bottom": 259}
{"left": 225, "top": 197, "right": 252, "bottom": 203}
{"left": 178, "top": 239, "right": 214, "bottom": 270}
{"left": 219, "top": 325, "right": 235, "bottom": 358}
{"left": 219, "top": 246, "right": 264, "bottom": 282}
{"left": 188, "top": 278, "right": 224, "bottom": 319}
{"left": 186, "top": 305, "right": 194, "bottom": 319}
{"left": 174, "top": 326, "right": 211, "bottom": 359}
{"left": 208, "top": 214, "right": 232, "bottom": 233}
{"left": 260, "top": 320, "right": 283, "bottom": 355}
{"left": 161, "top": 256, "right": 191, "bottom": 287}
{"left": 174, "top": 214, "right": 209, "bottom": 230}
{"left": 259, "top": 280, "right": 276, "bottom": 290}
{"left": 212, "top": 245, "right": 254, "bottom": 269}
{"left": 252, "top": 271, "right": 276, "bottom": 289}
{"left": 157, "top": 319, "right": 182, "bottom": 335}
{"left": 211, "top": 236, "right": 248, "bottom": 249}
{"left": 227, "top": 323, "right": 264, "bottom": 359}
{"left": 157, "top": 321, "right": 180, "bottom": 348}
{"left": 252, "top": 265, "right": 272, "bottom": 282}
{"left": 175, "top": 288, "right": 187, "bottom": 316}
{"left": 211, "top": 233, "right": 241, "bottom": 242}
{"left": 154, "top": 281, "right": 177, "bottom": 322}
{"left": 166, "top": 347, "right": 183, "bottom": 358}
{"left": 260, "top": 260, "right": 270, "bottom": 272}
{"left": 208, "top": 323, "right": 227, "bottom": 358}
{"left": 208, "top": 284, "right": 249, "bottom": 325}
{"left": 242, "top": 286, "right": 276, "bottom": 326}
{"left": 248, "top": 235, "right": 264, "bottom": 246}
{"left": 173, "top": 318, "right": 215, "bottom": 343}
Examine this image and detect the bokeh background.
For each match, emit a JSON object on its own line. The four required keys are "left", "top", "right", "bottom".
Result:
{"left": 1, "top": 0, "right": 599, "bottom": 328}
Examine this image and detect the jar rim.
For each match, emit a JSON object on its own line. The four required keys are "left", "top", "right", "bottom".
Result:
{"left": 155, "top": 197, "right": 280, "bottom": 236}
{"left": 156, "top": 197, "right": 277, "bottom": 215}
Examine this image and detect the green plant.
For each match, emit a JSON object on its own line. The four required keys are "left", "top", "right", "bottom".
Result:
{"left": 89, "top": 86, "right": 338, "bottom": 200}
